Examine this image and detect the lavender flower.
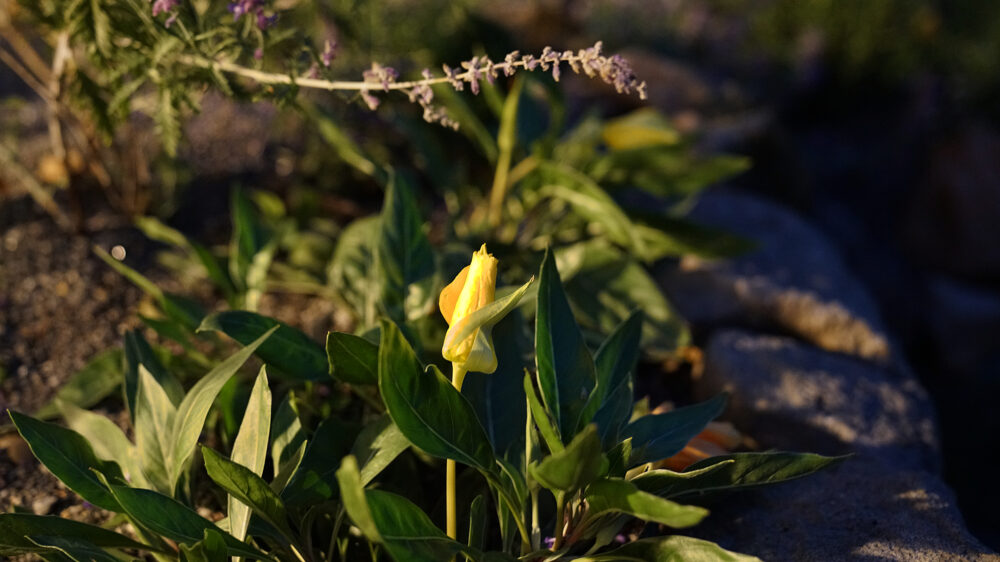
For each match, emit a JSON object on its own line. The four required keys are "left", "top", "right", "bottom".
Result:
{"left": 151, "top": 0, "right": 180, "bottom": 17}
{"left": 321, "top": 40, "right": 338, "bottom": 68}
{"left": 360, "top": 89, "right": 380, "bottom": 111}
{"left": 228, "top": 0, "right": 276, "bottom": 30}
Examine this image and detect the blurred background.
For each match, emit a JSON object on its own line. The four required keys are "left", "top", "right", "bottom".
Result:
{"left": 2, "top": 0, "right": 999, "bottom": 551}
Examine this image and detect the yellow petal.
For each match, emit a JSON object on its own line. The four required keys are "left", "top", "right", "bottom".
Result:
{"left": 439, "top": 265, "right": 469, "bottom": 325}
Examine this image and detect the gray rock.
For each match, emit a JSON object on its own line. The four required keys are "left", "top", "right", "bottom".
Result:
{"left": 698, "top": 330, "right": 938, "bottom": 472}
{"left": 690, "top": 456, "right": 999, "bottom": 562}
{"left": 687, "top": 329, "right": 997, "bottom": 560}
{"left": 659, "top": 189, "right": 892, "bottom": 362}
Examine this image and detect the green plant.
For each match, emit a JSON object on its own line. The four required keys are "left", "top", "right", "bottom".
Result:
{"left": 3, "top": 227, "right": 840, "bottom": 561}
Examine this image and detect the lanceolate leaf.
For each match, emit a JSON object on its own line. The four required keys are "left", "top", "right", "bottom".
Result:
{"left": 56, "top": 400, "right": 147, "bottom": 489}
{"left": 594, "top": 311, "right": 643, "bottom": 401}
{"left": 335, "top": 456, "right": 380, "bottom": 541}
{"left": 270, "top": 392, "right": 305, "bottom": 482}
{"left": 584, "top": 478, "right": 708, "bottom": 529}
{"left": 633, "top": 452, "right": 846, "bottom": 500}
{"left": 202, "top": 447, "right": 288, "bottom": 535}
{"left": 326, "top": 331, "right": 379, "bottom": 385}
{"left": 168, "top": 327, "right": 277, "bottom": 487}
{"left": 378, "top": 319, "right": 494, "bottom": 472}
{"left": 134, "top": 365, "right": 177, "bottom": 493}
{"left": 227, "top": 368, "right": 272, "bottom": 541}
{"left": 26, "top": 536, "right": 120, "bottom": 562}
{"left": 624, "top": 393, "right": 728, "bottom": 467}
{"left": 101, "top": 484, "right": 265, "bottom": 559}
{"left": 0, "top": 514, "right": 156, "bottom": 556}
{"left": 124, "top": 329, "right": 183, "bottom": 418}
{"left": 8, "top": 411, "right": 123, "bottom": 511}
{"left": 366, "top": 489, "right": 479, "bottom": 562}
{"left": 535, "top": 248, "right": 599, "bottom": 442}
{"left": 338, "top": 458, "right": 479, "bottom": 562}
{"left": 199, "top": 311, "right": 327, "bottom": 381}
{"left": 523, "top": 372, "right": 563, "bottom": 454}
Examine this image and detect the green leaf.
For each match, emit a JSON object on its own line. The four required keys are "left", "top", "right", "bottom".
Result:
{"left": 227, "top": 367, "right": 272, "bottom": 541}
{"left": 168, "top": 326, "right": 277, "bottom": 487}
{"left": 335, "top": 456, "right": 380, "bottom": 541}
{"left": 134, "top": 365, "right": 177, "bottom": 494}
{"left": 378, "top": 319, "right": 494, "bottom": 472}
{"left": 326, "top": 331, "right": 378, "bottom": 385}
{"left": 535, "top": 248, "right": 600, "bottom": 441}
{"left": 530, "top": 424, "right": 605, "bottom": 492}
{"left": 556, "top": 241, "right": 689, "bottom": 358}
{"left": 281, "top": 417, "right": 355, "bottom": 506}
{"left": 461, "top": 313, "right": 528, "bottom": 461}
{"left": 26, "top": 535, "right": 121, "bottom": 562}
{"left": 579, "top": 535, "right": 761, "bottom": 561}
{"left": 605, "top": 438, "right": 633, "bottom": 478}
{"left": 633, "top": 452, "right": 846, "bottom": 500}
{"left": 34, "top": 349, "right": 124, "bottom": 420}
{"left": 8, "top": 411, "right": 123, "bottom": 511}
{"left": 368, "top": 489, "right": 477, "bottom": 562}
{"left": 591, "top": 312, "right": 642, "bottom": 446}
{"left": 0, "top": 514, "right": 155, "bottom": 556}
{"left": 585, "top": 478, "right": 708, "bottom": 528}
{"left": 199, "top": 311, "right": 326, "bottom": 382}
{"left": 537, "top": 162, "right": 644, "bottom": 255}
{"left": 270, "top": 392, "right": 305, "bottom": 485}
{"left": 350, "top": 414, "right": 410, "bottom": 486}
{"left": 95, "top": 246, "right": 204, "bottom": 330}
{"left": 101, "top": 484, "right": 265, "bottom": 559}
{"left": 202, "top": 447, "right": 288, "bottom": 536}
{"left": 523, "top": 372, "right": 563, "bottom": 454}
{"left": 594, "top": 311, "right": 643, "bottom": 402}
{"left": 624, "top": 393, "right": 728, "bottom": 467}
{"left": 328, "top": 216, "right": 379, "bottom": 328}
{"left": 375, "top": 173, "right": 435, "bottom": 324}
{"left": 134, "top": 217, "right": 235, "bottom": 299}
{"left": 178, "top": 528, "right": 228, "bottom": 562}
{"left": 229, "top": 187, "right": 262, "bottom": 293}
{"left": 55, "top": 400, "right": 147, "bottom": 489}
{"left": 124, "top": 329, "right": 183, "bottom": 419}
{"left": 467, "top": 494, "right": 488, "bottom": 551}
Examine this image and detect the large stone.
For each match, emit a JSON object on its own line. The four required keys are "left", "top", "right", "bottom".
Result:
{"left": 686, "top": 329, "right": 997, "bottom": 560}
{"left": 659, "top": 189, "right": 892, "bottom": 362}
{"left": 690, "top": 456, "right": 999, "bottom": 562}
{"left": 698, "top": 330, "right": 937, "bottom": 471}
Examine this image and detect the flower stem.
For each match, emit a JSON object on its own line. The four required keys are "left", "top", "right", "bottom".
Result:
{"left": 447, "top": 364, "right": 468, "bottom": 543}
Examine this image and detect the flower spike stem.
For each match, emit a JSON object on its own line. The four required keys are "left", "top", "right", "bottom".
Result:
{"left": 447, "top": 364, "right": 468, "bottom": 543}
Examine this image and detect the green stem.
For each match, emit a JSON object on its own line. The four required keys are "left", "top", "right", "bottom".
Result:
{"left": 552, "top": 491, "right": 567, "bottom": 550}
{"left": 447, "top": 364, "right": 468, "bottom": 543}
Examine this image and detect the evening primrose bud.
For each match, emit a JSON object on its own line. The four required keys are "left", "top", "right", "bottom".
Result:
{"left": 440, "top": 244, "right": 499, "bottom": 373}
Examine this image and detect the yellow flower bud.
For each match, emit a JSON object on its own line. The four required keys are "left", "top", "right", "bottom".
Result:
{"left": 440, "top": 244, "right": 499, "bottom": 373}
